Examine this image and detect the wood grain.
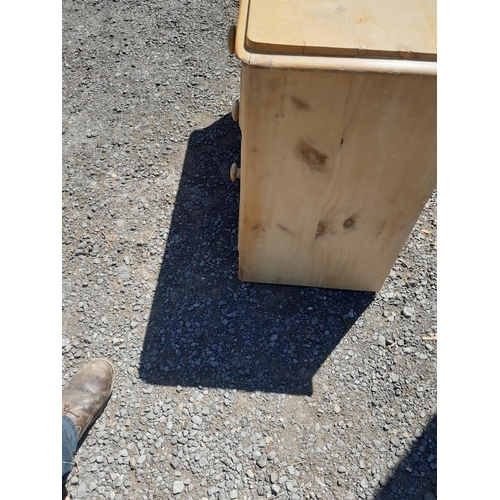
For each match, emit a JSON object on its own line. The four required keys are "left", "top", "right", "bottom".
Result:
{"left": 238, "top": 66, "right": 436, "bottom": 291}
{"left": 245, "top": 0, "right": 437, "bottom": 61}
{"left": 234, "top": 0, "right": 437, "bottom": 76}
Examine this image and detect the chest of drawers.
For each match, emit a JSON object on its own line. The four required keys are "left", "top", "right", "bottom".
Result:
{"left": 229, "top": 0, "right": 437, "bottom": 292}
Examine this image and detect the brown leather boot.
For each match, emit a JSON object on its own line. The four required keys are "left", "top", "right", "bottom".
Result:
{"left": 62, "top": 358, "right": 115, "bottom": 441}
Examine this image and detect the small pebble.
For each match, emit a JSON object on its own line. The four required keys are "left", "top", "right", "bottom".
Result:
{"left": 257, "top": 454, "right": 267, "bottom": 468}
{"left": 403, "top": 307, "right": 415, "bottom": 318}
{"left": 173, "top": 481, "right": 185, "bottom": 494}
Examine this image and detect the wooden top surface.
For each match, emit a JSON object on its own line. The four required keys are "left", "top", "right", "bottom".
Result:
{"left": 245, "top": 0, "right": 437, "bottom": 61}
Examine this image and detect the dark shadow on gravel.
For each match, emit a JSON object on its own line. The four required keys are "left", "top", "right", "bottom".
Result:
{"left": 374, "top": 414, "right": 437, "bottom": 500}
{"left": 139, "top": 114, "right": 374, "bottom": 395}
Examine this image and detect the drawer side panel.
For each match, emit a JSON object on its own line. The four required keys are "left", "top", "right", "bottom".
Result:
{"left": 238, "top": 65, "right": 436, "bottom": 291}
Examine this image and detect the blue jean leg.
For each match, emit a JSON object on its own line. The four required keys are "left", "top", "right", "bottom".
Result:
{"left": 62, "top": 415, "right": 79, "bottom": 480}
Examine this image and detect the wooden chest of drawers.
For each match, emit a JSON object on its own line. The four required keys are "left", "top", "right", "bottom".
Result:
{"left": 229, "top": 0, "right": 437, "bottom": 292}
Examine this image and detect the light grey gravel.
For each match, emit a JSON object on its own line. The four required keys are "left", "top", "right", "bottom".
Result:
{"left": 403, "top": 307, "right": 415, "bottom": 318}
{"left": 172, "top": 481, "right": 185, "bottom": 494}
{"left": 62, "top": 0, "right": 437, "bottom": 499}
{"left": 77, "top": 483, "right": 86, "bottom": 497}
{"left": 256, "top": 453, "right": 267, "bottom": 468}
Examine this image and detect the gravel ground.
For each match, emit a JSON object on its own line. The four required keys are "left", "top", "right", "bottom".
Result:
{"left": 62, "top": 1, "right": 437, "bottom": 499}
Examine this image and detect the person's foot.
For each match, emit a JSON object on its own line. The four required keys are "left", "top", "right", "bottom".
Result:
{"left": 62, "top": 359, "right": 115, "bottom": 441}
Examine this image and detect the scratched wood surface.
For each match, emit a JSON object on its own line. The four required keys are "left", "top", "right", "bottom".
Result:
{"left": 245, "top": 0, "right": 437, "bottom": 61}
{"left": 237, "top": 66, "right": 436, "bottom": 291}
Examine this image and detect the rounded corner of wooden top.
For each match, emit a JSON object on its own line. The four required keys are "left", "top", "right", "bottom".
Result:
{"left": 234, "top": 42, "right": 251, "bottom": 65}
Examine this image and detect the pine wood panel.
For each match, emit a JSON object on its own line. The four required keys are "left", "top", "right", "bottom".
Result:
{"left": 238, "top": 66, "right": 436, "bottom": 291}
{"left": 246, "top": 0, "right": 437, "bottom": 61}
{"left": 234, "top": 0, "right": 437, "bottom": 75}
